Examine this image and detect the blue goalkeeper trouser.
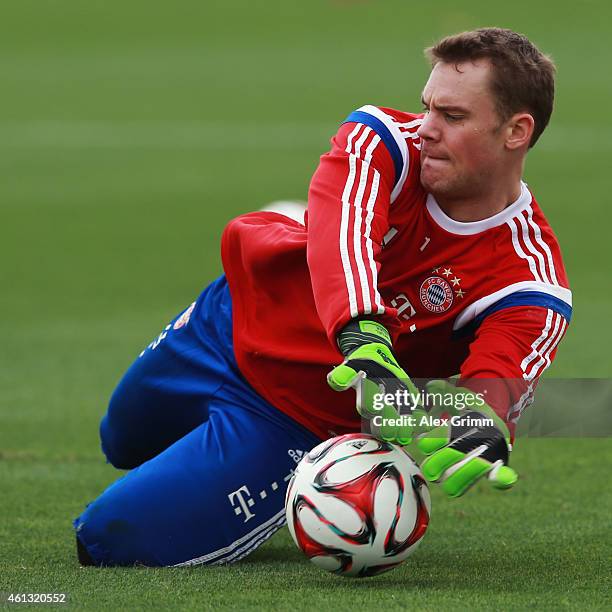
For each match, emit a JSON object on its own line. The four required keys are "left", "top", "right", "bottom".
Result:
{"left": 73, "top": 275, "right": 321, "bottom": 567}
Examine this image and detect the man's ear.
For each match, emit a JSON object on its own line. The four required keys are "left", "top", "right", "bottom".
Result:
{"left": 505, "top": 113, "right": 535, "bottom": 150}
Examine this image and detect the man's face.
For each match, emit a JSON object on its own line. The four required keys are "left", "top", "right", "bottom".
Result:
{"left": 417, "top": 60, "right": 508, "bottom": 200}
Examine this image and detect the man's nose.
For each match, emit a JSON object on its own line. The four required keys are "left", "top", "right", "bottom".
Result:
{"left": 417, "top": 113, "right": 438, "bottom": 141}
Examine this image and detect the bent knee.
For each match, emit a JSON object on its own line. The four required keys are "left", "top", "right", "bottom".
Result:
{"left": 99, "top": 415, "right": 146, "bottom": 470}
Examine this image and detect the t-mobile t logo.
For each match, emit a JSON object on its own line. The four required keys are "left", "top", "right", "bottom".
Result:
{"left": 391, "top": 293, "right": 416, "bottom": 320}
{"left": 228, "top": 486, "right": 256, "bottom": 523}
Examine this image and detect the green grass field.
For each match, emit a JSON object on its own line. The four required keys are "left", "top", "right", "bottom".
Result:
{"left": 1, "top": 1, "right": 610, "bottom": 609}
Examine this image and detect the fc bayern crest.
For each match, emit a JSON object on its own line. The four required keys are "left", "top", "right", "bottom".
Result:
{"left": 173, "top": 301, "right": 196, "bottom": 330}
{"left": 419, "top": 276, "right": 454, "bottom": 313}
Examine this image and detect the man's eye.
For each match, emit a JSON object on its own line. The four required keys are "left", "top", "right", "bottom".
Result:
{"left": 446, "top": 114, "right": 463, "bottom": 122}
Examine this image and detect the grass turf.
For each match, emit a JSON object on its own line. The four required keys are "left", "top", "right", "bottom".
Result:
{"left": 0, "top": 0, "right": 610, "bottom": 609}
{"left": 1, "top": 440, "right": 610, "bottom": 610}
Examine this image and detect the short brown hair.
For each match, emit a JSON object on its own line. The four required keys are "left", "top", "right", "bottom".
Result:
{"left": 425, "top": 28, "right": 555, "bottom": 147}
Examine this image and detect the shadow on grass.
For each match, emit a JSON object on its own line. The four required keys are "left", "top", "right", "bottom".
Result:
{"left": 241, "top": 545, "right": 304, "bottom": 565}
{"left": 241, "top": 542, "right": 604, "bottom": 594}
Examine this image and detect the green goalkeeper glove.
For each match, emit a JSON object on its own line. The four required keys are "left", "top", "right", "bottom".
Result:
{"left": 327, "top": 320, "right": 425, "bottom": 445}
{"left": 417, "top": 380, "right": 518, "bottom": 497}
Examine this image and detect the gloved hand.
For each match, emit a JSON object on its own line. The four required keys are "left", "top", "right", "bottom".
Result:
{"left": 327, "top": 319, "right": 424, "bottom": 445}
{"left": 417, "top": 380, "right": 518, "bottom": 497}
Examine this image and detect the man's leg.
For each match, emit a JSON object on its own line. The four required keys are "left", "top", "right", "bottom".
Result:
{"left": 74, "top": 380, "right": 320, "bottom": 567}
{"left": 100, "top": 276, "right": 235, "bottom": 469}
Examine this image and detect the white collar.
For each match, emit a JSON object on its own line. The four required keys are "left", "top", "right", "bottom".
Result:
{"left": 426, "top": 181, "right": 532, "bottom": 235}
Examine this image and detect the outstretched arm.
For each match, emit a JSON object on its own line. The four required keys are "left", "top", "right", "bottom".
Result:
{"left": 418, "top": 304, "right": 569, "bottom": 497}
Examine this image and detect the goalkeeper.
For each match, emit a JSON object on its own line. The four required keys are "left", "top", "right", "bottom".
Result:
{"left": 74, "top": 28, "right": 571, "bottom": 567}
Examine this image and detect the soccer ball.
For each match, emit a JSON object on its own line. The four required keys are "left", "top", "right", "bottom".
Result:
{"left": 259, "top": 200, "right": 306, "bottom": 224}
{"left": 285, "top": 433, "right": 431, "bottom": 578}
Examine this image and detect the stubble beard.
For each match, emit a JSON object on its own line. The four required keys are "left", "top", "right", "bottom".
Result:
{"left": 420, "top": 166, "right": 470, "bottom": 201}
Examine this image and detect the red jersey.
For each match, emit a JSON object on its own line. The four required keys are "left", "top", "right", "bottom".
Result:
{"left": 221, "top": 105, "right": 572, "bottom": 439}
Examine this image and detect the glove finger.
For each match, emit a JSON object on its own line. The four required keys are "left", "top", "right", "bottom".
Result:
{"left": 441, "top": 456, "right": 492, "bottom": 498}
{"left": 378, "top": 404, "right": 429, "bottom": 446}
{"left": 410, "top": 408, "right": 432, "bottom": 433}
{"left": 425, "top": 381, "right": 511, "bottom": 441}
{"left": 380, "top": 405, "right": 415, "bottom": 446}
{"left": 356, "top": 377, "right": 384, "bottom": 417}
{"left": 420, "top": 447, "right": 464, "bottom": 482}
{"left": 394, "top": 430, "right": 413, "bottom": 446}
{"left": 488, "top": 463, "right": 518, "bottom": 489}
{"left": 416, "top": 426, "right": 448, "bottom": 455}
{"left": 379, "top": 404, "right": 401, "bottom": 443}
{"left": 327, "top": 364, "right": 361, "bottom": 392}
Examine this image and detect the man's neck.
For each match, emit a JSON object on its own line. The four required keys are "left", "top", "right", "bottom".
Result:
{"left": 436, "top": 181, "right": 523, "bottom": 223}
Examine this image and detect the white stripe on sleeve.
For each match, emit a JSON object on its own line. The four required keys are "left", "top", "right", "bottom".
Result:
{"left": 526, "top": 205, "right": 559, "bottom": 285}
{"left": 541, "top": 317, "right": 567, "bottom": 374}
{"left": 362, "top": 135, "right": 384, "bottom": 314}
{"left": 353, "top": 126, "right": 372, "bottom": 158}
{"left": 517, "top": 212, "right": 551, "bottom": 284}
{"left": 452, "top": 281, "right": 572, "bottom": 331}
{"left": 340, "top": 152, "right": 360, "bottom": 317}
{"left": 509, "top": 309, "right": 567, "bottom": 422}
{"left": 508, "top": 217, "right": 541, "bottom": 282}
{"left": 352, "top": 147, "right": 373, "bottom": 313}
{"left": 520, "top": 308, "right": 554, "bottom": 373}
{"left": 339, "top": 125, "right": 386, "bottom": 317}
{"left": 525, "top": 314, "right": 566, "bottom": 381}
{"left": 364, "top": 168, "right": 384, "bottom": 314}
{"left": 345, "top": 123, "right": 362, "bottom": 154}
{"left": 354, "top": 105, "right": 409, "bottom": 203}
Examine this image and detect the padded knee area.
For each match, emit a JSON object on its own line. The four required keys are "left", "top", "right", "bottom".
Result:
{"left": 100, "top": 385, "right": 211, "bottom": 470}
{"left": 76, "top": 535, "right": 95, "bottom": 566}
{"left": 99, "top": 415, "right": 148, "bottom": 470}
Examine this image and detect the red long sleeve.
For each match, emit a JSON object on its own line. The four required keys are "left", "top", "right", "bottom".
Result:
{"left": 307, "top": 121, "right": 400, "bottom": 343}
{"left": 460, "top": 305, "right": 569, "bottom": 432}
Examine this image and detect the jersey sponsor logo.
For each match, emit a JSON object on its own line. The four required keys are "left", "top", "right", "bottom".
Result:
{"left": 228, "top": 458, "right": 304, "bottom": 522}
{"left": 419, "top": 276, "right": 454, "bottom": 313}
{"left": 391, "top": 293, "right": 416, "bottom": 320}
{"left": 228, "top": 486, "right": 256, "bottom": 523}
